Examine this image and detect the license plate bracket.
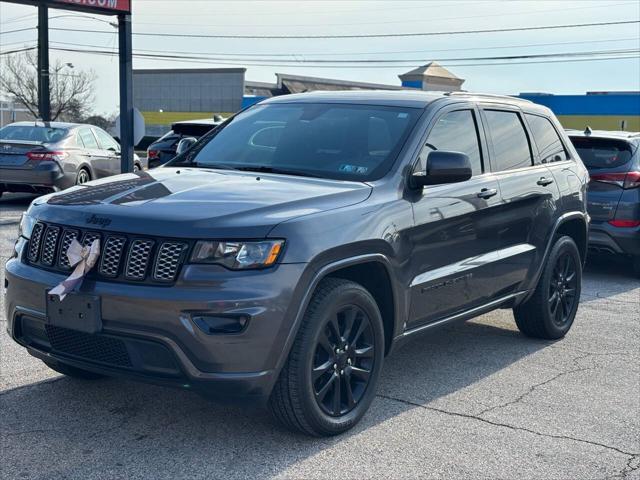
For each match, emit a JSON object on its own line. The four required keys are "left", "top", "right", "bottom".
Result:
{"left": 46, "top": 292, "right": 102, "bottom": 334}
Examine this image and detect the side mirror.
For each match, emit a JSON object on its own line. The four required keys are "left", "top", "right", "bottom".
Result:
{"left": 176, "top": 137, "right": 197, "bottom": 155}
{"left": 412, "top": 151, "right": 472, "bottom": 188}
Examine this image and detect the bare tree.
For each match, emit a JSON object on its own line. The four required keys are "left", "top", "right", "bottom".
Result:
{"left": 0, "top": 50, "right": 96, "bottom": 121}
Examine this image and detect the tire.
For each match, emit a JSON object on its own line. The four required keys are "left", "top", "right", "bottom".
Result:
{"left": 133, "top": 163, "right": 141, "bottom": 172}
{"left": 269, "top": 278, "right": 385, "bottom": 436}
{"left": 75, "top": 168, "right": 91, "bottom": 185}
{"left": 514, "top": 235, "right": 582, "bottom": 339}
{"left": 42, "top": 359, "right": 104, "bottom": 380}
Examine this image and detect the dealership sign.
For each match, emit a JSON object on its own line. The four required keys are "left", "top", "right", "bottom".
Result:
{"left": 6, "top": 0, "right": 132, "bottom": 14}
{"left": 48, "top": 0, "right": 130, "bottom": 13}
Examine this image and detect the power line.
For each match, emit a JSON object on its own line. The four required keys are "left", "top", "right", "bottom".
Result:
{"left": 41, "top": 44, "right": 640, "bottom": 64}
{"left": 46, "top": 36, "right": 640, "bottom": 59}
{"left": 3, "top": 44, "right": 637, "bottom": 69}
{"left": 47, "top": 19, "right": 640, "bottom": 40}
{"left": 54, "top": 46, "right": 640, "bottom": 69}
{"left": 0, "top": 26, "right": 35, "bottom": 35}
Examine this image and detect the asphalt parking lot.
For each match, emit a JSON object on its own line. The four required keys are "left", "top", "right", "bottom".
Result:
{"left": 1, "top": 192, "right": 639, "bottom": 480}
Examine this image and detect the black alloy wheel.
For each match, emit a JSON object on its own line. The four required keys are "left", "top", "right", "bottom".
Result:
{"left": 269, "top": 278, "right": 384, "bottom": 436}
{"left": 548, "top": 252, "right": 578, "bottom": 327}
{"left": 514, "top": 235, "right": 582, "bottom": 339}
{"left": 312, "top": 305, "right": 375, "bottom": 417}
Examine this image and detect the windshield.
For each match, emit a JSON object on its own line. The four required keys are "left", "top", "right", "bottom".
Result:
{"left": 0, "top": 124, "right": 68, "bottom": 143}
{"left": 170, "top": 103, "right": 421, "bottom": 181}
{"left": 570, "top": 137, "right": 634, "bottom": 170}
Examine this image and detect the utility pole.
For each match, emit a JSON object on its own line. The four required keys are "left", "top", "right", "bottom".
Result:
{"left": 37, "top": 4, "right": 50, "bottom": 121}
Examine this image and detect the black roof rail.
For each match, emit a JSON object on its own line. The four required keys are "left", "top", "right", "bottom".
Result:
{"left": 443, "top": 91, "right": 534, "bottom": 104}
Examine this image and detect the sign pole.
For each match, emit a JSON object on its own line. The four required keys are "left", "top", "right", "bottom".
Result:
{"left": 37, "top": 4, "right": 51, "bottom": 121}
{"left": 118, "top": 13, "right": 134, "bottom": 173}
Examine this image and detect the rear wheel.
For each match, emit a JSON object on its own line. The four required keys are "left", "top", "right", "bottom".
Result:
{"left": 75, "top": 168, "right": 91, "bottom": 185}
{"left": 42, "top": 360, "right": 104, "bottom": 380}
{"left": 514, "top": 235, "right": 582, "bottom": 339}
{"left": 134, "top": 163, "right": 141, "bottom": 173}
{"left": 269, "top": 278, "right": 384, "bottom": 436}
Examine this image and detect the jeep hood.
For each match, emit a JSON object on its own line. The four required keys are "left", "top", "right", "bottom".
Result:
{"left": 30, "top": 168, "right": 372, "bottom": 238}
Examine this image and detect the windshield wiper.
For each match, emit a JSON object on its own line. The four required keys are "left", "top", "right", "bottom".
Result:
{"left": 232, "top": 165, "right": 323, "bottom": 178}
{"left": 191, "top": 162, "right": 239, "bottom": 171}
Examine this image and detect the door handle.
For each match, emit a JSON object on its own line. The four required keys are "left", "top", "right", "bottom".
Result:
{"left": 537, "top": 177, "right": 554, "bottom": 186}
{"left": 477, "top": 188, "right": 498, "bottom": 199}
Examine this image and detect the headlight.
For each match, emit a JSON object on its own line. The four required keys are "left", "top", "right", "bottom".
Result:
{"left": 18, "top": 213, "right": 36, "bottom": 239}
{"left": 190, "top": 240, "right": 284, "bottom": 269}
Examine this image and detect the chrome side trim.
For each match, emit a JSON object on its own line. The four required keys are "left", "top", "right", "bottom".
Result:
{"left": 402, "top": 291, "right": 527, "bottom": 337}
{"left": 410, "top": 244, "right": 536, "bottom": 287}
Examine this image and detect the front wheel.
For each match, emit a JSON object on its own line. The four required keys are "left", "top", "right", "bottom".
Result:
{"left": 269, "top": 278, "right": 384, "bottom": 436}
{"left": 514, "top": 235, "right": 582, "bottom": 339}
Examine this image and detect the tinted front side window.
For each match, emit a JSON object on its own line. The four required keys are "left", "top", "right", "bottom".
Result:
{"left": 94, "top": 128, "right": 119, "bottom": 151}
{"left": 173, "top": 103, "right": 421, "bottom": 181}
{"left": 484, "top": 110, "right": 532, "bottom": 171}
{"left": 416, "top": 109, "right": 483, "bottom": 175}
{"left": 570, "top": 137, "right": 633, "bottom": 170}
{"left": 525, "top": 114, "right": 568, "bottom": 164}
{"left": 78, "top": 128, "right": 99, "bottom": 149}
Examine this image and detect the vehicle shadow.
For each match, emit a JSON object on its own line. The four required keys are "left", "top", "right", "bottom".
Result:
{"left": 1, "top": 318, "right": 551, "bottom": 479}
{"left": 581, "top": 254, "right": 639, "bottom": 303}
{"left": 0, "top": 192, "right": 38, "bottom": 207}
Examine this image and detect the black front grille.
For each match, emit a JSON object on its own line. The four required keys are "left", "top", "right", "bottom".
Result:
{"left": 45, "top": 325, "right": 132, "bottom": 367}
{"left": 26, "top": 221, "right": 189, "bottom": 284}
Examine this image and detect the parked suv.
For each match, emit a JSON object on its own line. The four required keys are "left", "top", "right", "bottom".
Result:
{"left": 146, "top": 117, "right": 224, "bottom": 168}
{"left": 0, "top": 121, "right": 145, "bottom": 197}
{"left": 567, "top": 129, "right": 640, "bottom": 276}
{"left": 5, "top": 91, "right": 588, "bottom": 436}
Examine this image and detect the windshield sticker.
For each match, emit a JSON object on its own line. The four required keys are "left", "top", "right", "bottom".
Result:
{"left": 339, "top": 164, "right": 369, "bottom": 174}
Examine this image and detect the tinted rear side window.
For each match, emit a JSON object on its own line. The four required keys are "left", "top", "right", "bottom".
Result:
{"left": 416, "top": 109, "right": 483, "bottom": 175}
{"left": 569, "top": 137, "right": 633, "bottom": 170}
{"left": 484, "top": 110, "right": 532, "bottom": 171}
{"left": 525, "top": 114, "right": 569, "bottom": 164}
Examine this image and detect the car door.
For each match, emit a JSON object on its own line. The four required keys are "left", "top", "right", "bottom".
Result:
{"left": 407, "top": 105, "right": 503, "bottom": 328}
{"left": 93, "top": 127, "right": 122, "bottom": 176}
{"left": 77, "top": 127, "right": 107, "bottom": 178}
{"left": 479, "top": 107, "right": 559, "bottom": 296}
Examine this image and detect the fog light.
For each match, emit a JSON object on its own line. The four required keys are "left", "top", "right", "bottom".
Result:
{"left": 192, "top": 315, "right": 248, "bottom": 335}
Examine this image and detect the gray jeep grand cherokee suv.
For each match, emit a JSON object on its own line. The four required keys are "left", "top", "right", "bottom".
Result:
{"left": 5, "top": 91, "right": 589, "bottom": 436}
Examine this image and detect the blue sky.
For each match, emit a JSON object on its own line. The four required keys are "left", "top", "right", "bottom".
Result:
{"left": 1, "top": 0, "right": 639, "bottom": 115}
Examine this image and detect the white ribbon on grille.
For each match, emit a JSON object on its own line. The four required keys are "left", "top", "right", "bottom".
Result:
{"left": 49, "top": 238, "right": 100, "bottom": 301}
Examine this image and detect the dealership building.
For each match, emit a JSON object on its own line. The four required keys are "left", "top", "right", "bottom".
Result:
{"left": 132, "top": 63, "right": 639, "bottom": 138}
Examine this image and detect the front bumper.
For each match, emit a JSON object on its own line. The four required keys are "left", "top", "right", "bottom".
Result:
{"left": 0, "top": 163, "right": 67, "bottom": 192}
{"left": 5, "top": 254, "right": 308, "bottom": 402}
{"left": 588, "top": 221, "right": 640, "bottom": 257}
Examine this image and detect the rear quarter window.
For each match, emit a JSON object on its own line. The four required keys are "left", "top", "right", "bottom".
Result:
{"left": 569, "top": 137, "right": 633, "bottom": 170}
